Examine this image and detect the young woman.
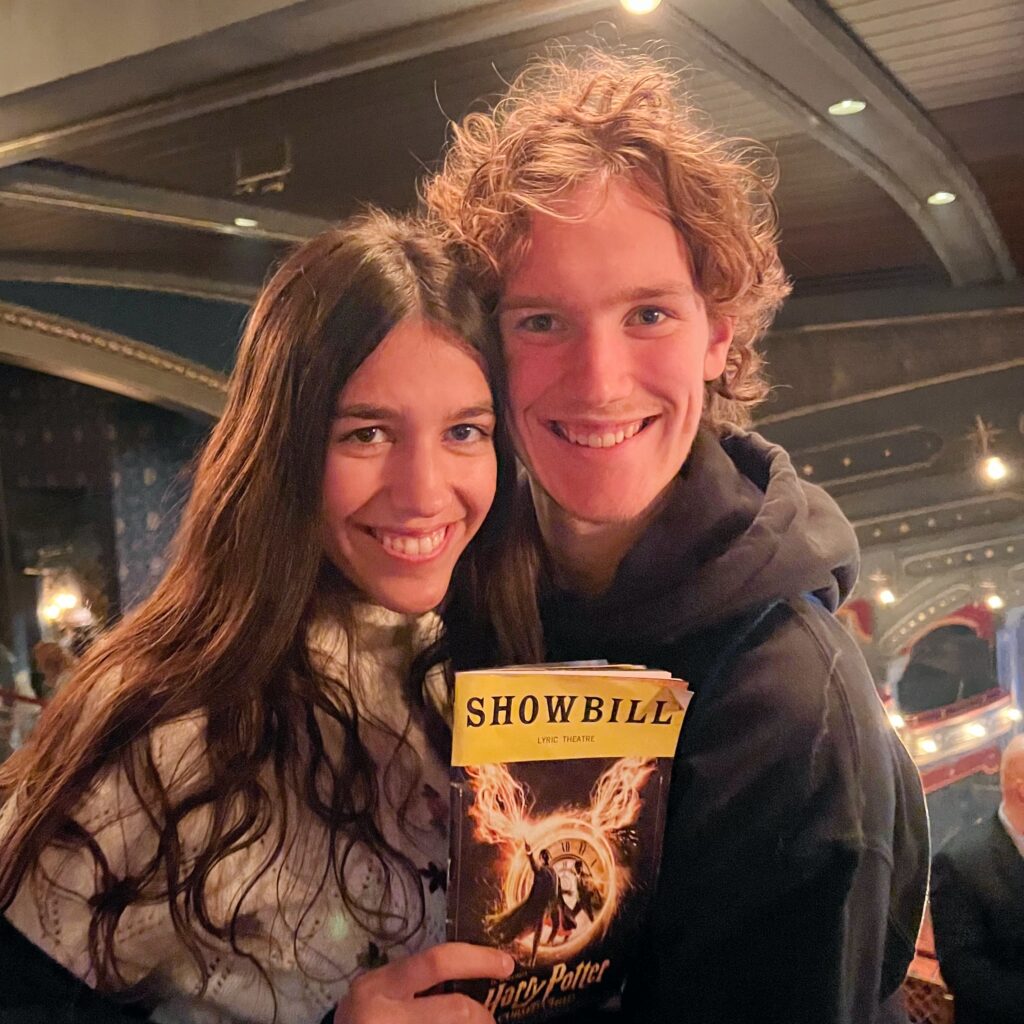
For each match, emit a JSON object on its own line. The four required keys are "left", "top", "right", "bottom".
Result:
{"left": 0, "top": 212, "right": 521, "bottom": 1024}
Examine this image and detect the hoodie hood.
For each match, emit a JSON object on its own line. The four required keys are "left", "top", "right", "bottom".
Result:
{"left": 540, "top": 428, "right": 859, "bottom": 645}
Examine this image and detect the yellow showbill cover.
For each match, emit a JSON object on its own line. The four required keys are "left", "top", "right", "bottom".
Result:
{"left": 452, "top": 671, "right": 690, "bottom": 766}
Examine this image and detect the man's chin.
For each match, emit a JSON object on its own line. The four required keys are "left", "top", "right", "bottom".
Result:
{"left": 546, "top": 491, "right": 661, "bottom": 528}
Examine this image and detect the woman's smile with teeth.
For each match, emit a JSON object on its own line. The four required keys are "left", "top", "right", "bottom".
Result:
{"left": 552, "top": 418, "right": 651, "bottom": 449}
{"left": 368, "top": 525, "right": 450, "bottom": 559}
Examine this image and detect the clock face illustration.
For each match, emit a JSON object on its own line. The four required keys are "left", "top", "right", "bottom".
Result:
{"left": 499, "top": 818, "right": 615, "bottom": 966}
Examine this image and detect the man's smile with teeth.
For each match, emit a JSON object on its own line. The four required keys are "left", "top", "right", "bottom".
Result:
{"left": 550, "top": 417, "right": 655, "bottom": 449}
{"left": 365, "top": 525, "right": 451, "bottom": 559}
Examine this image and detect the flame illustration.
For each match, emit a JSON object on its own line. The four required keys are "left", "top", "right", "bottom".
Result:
{"left": 590, "top": 757, "right": 656, "bottom": 833}
{"left": 465, "top": 763, "right": 533, "bottom": 846}
{"left": 465, "top": 757, "right": 656, "bottom": 964}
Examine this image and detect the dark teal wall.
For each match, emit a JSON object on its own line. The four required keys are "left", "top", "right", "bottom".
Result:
{"left": 0, "top": 281, "right": 248, "bottom": 374}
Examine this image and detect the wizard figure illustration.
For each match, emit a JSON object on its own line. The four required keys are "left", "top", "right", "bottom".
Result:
{"left": 488, "top": 843, "right": 559, "bottom": 967}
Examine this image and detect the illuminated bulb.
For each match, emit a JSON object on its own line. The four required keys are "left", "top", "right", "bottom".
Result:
{"left": 986, "top": 593, "right": 1005, "bottom": 611}
{"left": 927, "top": 191, "right": 957, "bottom": 206}
{"left": 619, "top": 0, "right": 661, "bottom": 11}
{"left": 1007, "top": 708, "right": 1023, "bottom": 722}
{"left": 888, "top": 713, "right": 906, "bottom": 730}
{"left": 233, "top": 216, "right": 259, "bottom": 229}
{"left": 967, "top": 722, "right": 987, "bottom": 738}
{"left": 981, "top": 455, "right": 1008, "bottom": 482}
{"left": 828, "top": 99, "right": 866, "bottom": 116}
{"left": 877, "top": 588, "right": 896, "bottom": 606}
{"left": 919, "top": 738, "right": 939, "bottom": 755}
{"left": 42, "top": 604, "right": 61, "bottom": 621}
{"left": 53, "top": 591, "right": 78, "bottom": 610}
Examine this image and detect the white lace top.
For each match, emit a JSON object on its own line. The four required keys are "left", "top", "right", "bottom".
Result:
{"left": 2, "top": 606, "right": 451, "bottom": 1024}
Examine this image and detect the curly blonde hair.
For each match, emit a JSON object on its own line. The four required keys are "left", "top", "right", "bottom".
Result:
{"left": 422, "top": 48, "right": 791, "bottom": 429}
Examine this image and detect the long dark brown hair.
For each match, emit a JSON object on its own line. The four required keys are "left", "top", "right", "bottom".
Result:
{"left": 0, "top": 210, "right": 534, "bottom": 997}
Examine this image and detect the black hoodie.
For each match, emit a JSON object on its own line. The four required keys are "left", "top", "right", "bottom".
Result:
{"left": 539, "top": 429, "right": 929, "bottom": 1024}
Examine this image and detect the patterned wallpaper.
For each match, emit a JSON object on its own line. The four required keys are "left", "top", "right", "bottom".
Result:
{"left": 0, "top": 364, "right": 210, "bottom": 616}
{"left": 110, "top": 404, "right": 207, "bottom": 608}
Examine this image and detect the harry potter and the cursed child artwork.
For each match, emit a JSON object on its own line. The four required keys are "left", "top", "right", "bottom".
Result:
{"left": 448, "top": 668, "right": 689, "bottom": 1022}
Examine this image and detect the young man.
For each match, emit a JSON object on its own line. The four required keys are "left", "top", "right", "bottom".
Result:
{"left": 425, "top": 50, "right": 929, "bottom": 1023}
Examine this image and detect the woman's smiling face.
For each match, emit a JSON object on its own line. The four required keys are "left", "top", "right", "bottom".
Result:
{"left": 322, "top": 315, "right": 497, "bottom": 614}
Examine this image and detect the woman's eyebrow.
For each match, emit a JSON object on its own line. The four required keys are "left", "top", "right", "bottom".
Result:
{"left": 335, "top": 402, "right": 495, "bottom": 419}
{"left": 334, "top": 403, "right": 396, "bottom": 420}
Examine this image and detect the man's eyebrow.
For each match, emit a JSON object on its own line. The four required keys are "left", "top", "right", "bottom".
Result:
{"left": 609, "top": 282, "right": 697, "bottom": 305}
{"left": 499, "top": 282, "right": 696, "bottom": 313}
{"left": 451, "top": 403, "right": 496, "bottom": 419}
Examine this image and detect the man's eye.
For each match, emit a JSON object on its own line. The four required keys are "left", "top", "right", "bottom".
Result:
{"left": 518, "top": 313, "right": 556, "bottom": 332}
{"left": 447, "top": 424, "right": 491, "bottom": 443}
{"left": 627, "top": 307, "right": 668, "bottom": 326}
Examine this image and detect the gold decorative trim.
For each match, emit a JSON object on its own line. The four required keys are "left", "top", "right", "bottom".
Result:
{"left": 0, "top": 302, "right": 228, "bottom": 396}
{"left": 879, "top": 583, "right": 972, "bottom": 654}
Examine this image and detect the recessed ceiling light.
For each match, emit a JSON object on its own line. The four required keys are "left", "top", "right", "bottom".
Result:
{"left": 620, "top": 0, "right": 661, "bottom": 12}
{"left": 927, "top": 191, "right": 956, "bottom": 206}
{"left": 981, "top": 455, "right": 1009, "bottom": 482}
{"left": 233, "top": 216, "right": 259, "bottom": 229}
{"left": 828, "top": 99, "right": 866, "bottom": 116}
{"left": 876, "top": 588, "right": 896, "bottom": 606}
{"left": 986, "top": 593, "right": 1005, "bottom": 611}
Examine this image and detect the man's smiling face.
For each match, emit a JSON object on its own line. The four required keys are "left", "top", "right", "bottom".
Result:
{"left": 498, "top": 177, "right": 734, "bottom": 527}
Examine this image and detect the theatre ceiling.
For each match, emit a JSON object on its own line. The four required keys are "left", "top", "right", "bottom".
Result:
{"left": 0, "top": 0, "right": 1022, "bottom": 637}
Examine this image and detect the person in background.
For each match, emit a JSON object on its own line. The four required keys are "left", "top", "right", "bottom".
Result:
{"left": 31, "top": 640, "right": 76, "bottom": 698}
{"left": 424, "top": 48, "right": 930, "bottom": 1024}
{"left": 931, "top": 734, "right": 1024, "bottom": 1024}
{"left": 0, "top": 212, "right": 518, "bottom": 1024}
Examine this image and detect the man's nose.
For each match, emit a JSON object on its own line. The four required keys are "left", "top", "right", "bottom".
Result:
{"left": 390, "top": 443, "right": 450, "bottom": 518}
{"left": 573, "top": 326, "right": 633, "bottom": 407}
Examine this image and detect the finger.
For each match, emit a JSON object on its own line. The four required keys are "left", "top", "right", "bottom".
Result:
{"left": 383, "top": 943, "right": 514, "bottom": 999}
{"left": 409, "top": 992, "right": 496, "bottom": 1024}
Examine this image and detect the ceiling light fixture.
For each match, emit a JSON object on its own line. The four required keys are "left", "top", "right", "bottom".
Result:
{"left": 876, "top": 588, "right": 896, "bottom": 606}
{"left": 828, "top": 99, "right": 866, "bottom": 116}
{"left": 234, "top": 216, "right": 259, "bottom": 229}
{"left": 619, "top": 0, "right": 662, "bottom": 12}
{"left": 927, "top": 191, "right": 956, "bottom": 206}
{"left": 985, "top": 593, "right": 1005, "bottom": 611}
{"left": 982, "top": 455, "right": 1009, "bottom": 482}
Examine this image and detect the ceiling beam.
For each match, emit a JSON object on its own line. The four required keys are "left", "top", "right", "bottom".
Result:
{"left": 757, "top": 306, "right": 1024, "bottom": 426}
{"left": 0, "top": 0, "right": 613, "bottom": 170}
{"left": 0, "top": 258, "right": 256, "bottom": 305}
{"left": 0, "top": 163, "right": 330, "bottom": 243}
{"left": 662, "top": 0, "right": 1016, "bottom": 287}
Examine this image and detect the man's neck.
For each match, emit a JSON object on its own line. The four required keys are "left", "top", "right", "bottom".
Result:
{"left": 531, "top": 480, "right": 667, "bottom": 598}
